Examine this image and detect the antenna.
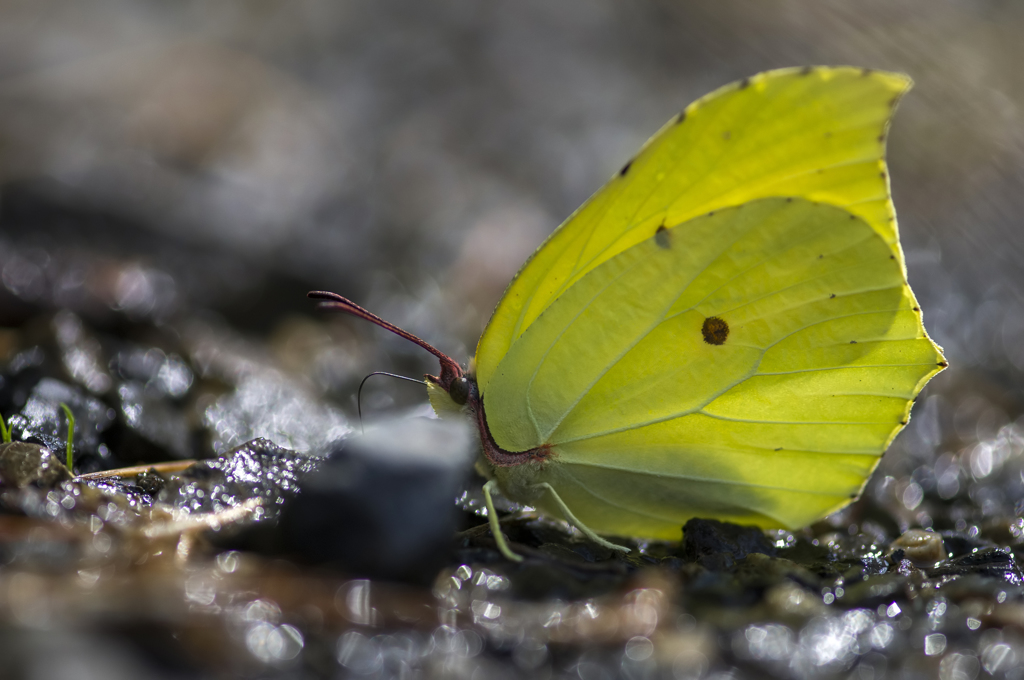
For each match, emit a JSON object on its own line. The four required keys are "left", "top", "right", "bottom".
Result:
{"left": 308, "top": 290, "right": 464, "bottom": 388}
{"left": 356, "top": 371, "right": 426, "bottom": 433}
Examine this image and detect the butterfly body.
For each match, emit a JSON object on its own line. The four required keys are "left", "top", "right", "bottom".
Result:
{"left": 315, "top": 66, "right": 945, "bottom": 559}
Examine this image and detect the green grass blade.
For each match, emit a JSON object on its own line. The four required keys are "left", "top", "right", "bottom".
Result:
{"left": 59, "top": 403, "right": 75, "bottom": 471}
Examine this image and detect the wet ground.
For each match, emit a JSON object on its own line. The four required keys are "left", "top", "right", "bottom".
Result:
{"left": 0, "top": 245, "right": 1021, "bottom": 680}
{"left": 3, "top": 2, "right": 1024, "bottom": 679}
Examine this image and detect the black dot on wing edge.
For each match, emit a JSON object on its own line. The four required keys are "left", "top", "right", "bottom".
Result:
{"left": 739, "top": 78, "right": 750, "bottom": 89}
{"left": 800, "top": 66, "right": 814, "bottom": 76}
{"left": 655, "top": 225, "right": 671, "bottom": 249}
{"left": 620, "top": 160, "right": 632, "bottom": 176}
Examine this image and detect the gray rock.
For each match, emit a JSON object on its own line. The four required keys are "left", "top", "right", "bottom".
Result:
{"left": 281, "top": 417, "right": 474, "bottom": 583}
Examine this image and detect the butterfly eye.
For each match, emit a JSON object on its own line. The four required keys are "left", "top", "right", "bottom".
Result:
{"left": 449, "top": 376, "right": 470, "bottom": 406}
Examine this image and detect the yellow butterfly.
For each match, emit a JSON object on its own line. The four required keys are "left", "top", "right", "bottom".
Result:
{"left": 311, "top": 66, "right": 946, "bottom": 562}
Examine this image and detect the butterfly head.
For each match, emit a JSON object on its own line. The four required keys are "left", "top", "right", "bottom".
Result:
{"left": 308, "top": 290, "right": 538, "bottom": 468}
{"left": 426, "top": 367, "right": 481, "bottom": 417}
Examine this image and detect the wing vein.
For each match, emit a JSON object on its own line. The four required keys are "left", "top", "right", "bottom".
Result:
{"left": 524, "top": 253, "right": 649, "bottom": 441}
{"left": 757, "top": 362, "right": 939, "bottom": 376}
{"left": 564, "top": 470, "right": 800, "bottom": 527}
{"left": 546, "top": 207, "right": 897, "bottom": 441}
{"left": 672, "top": 239, "right": 884, "bottom": 324}
{"left": 565, "top": 459, "right": 855, "bottom": 495}
{"left": 697, "top": 411, "right": 900, "bottom": 425}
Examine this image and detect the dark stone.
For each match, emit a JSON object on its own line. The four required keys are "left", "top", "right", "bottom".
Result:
{"left": 940, "top": 531, "right": 986, "bottom": 559}
{"left": 280, "top": 418, "right": 474, "bottom": 584}
{"left": 681, "top": 518, "right": 776, "bottom": 571}
{"left": 927, "top": 547, "right": 1023, "bottom": 584}
{"left": 0, "top": 441, "right": 72, "bottom": 488}
{"left": 134, "top": 470, "right": 166, "bottom": 497}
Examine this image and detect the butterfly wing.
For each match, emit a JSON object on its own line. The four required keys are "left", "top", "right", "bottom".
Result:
{"left": 484, "top": 198, "right": 943, "bottom": 537}
{"left": 476, "top": 67, "right": 913, "bottom": 395}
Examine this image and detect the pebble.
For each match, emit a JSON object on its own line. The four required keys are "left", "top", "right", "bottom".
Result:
{"left": 890, "top": 529, "right": 946, "bottom": 567}
{"left": 0, "top": 441, "right": 71, "bottom": 488}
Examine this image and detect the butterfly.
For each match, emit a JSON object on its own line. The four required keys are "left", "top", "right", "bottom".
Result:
{"left": 311, "top": 66, "right": 946, "bottom": 562}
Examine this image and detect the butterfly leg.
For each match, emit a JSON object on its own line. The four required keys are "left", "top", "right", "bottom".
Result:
{"left": 531, "top": 482, "right": 631, "bottom": 554}
{"left": 482, "top": 479, "right": 524, "bottom": 562}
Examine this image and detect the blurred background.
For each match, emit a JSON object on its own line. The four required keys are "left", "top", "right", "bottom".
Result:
{"left": 0, "top": 0, "right": 1021, "bottom": 420}
{"left": 4, "top": 3, "right": 1024, "bottom": 677}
